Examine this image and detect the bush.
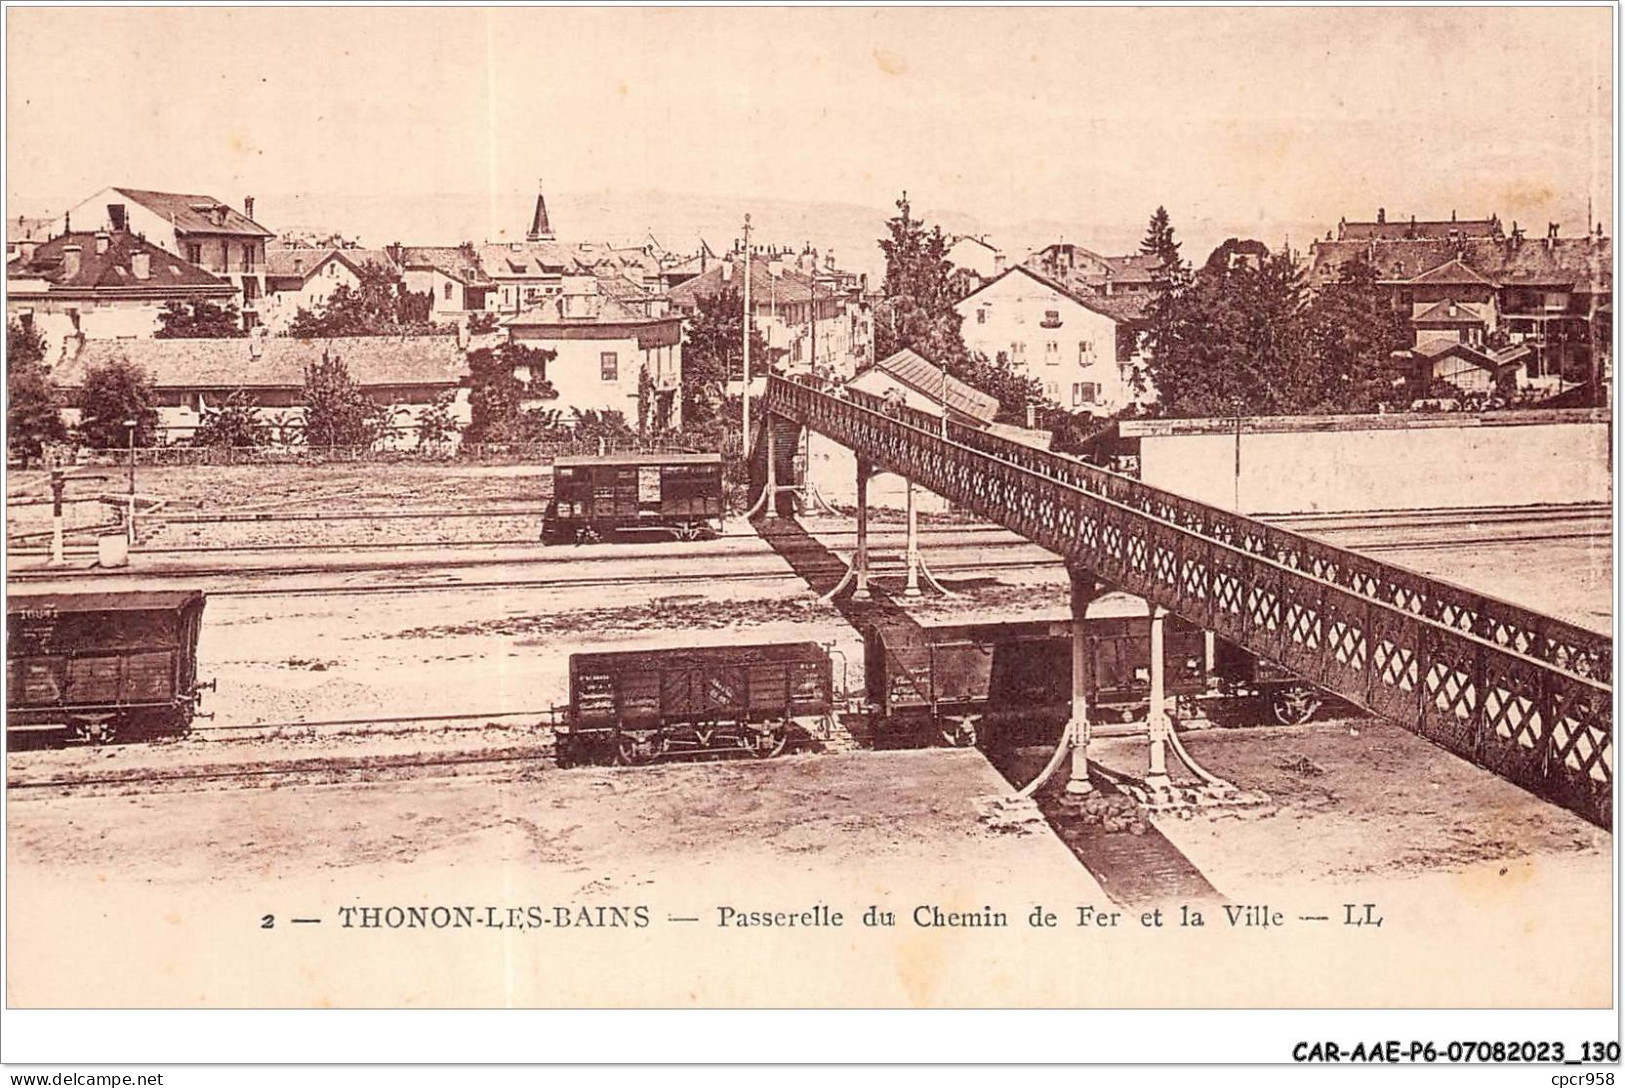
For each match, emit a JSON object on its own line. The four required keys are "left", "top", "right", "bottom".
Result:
{"left": 77, "top": 359, "right": 159, "bottom": 449}
{"left": 302, "top": 351, "right": 391, "bottom": 448}
{"left": 191, "top": 389, "right": 269, "bottom": 448}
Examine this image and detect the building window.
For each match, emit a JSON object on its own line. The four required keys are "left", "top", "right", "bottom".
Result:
{"left": 443, "top": 282, "right": 454, "bottom": 301}
{"left": 185, "top": 243, "right": 203, "bottom": 265}
{"left": 1040, "top": 309, "right": 1061, "bottom": 328}
{"left": 976, "top": 308, "right": 987, "bottom": 325}
{"left": 601, "top": 352, "right": 619, "bottom": 381}
{"left": 1073, "top": 382, "right": 1099, "bottom": 406}
{"left": 107, "top": 204, "right": 127, "bottom": 231}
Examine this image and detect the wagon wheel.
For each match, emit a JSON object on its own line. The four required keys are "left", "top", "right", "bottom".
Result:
{"left": 1270, "top": 686, "right": 1323, "bottom": 726}
{"left": 740, "top": 723, "right": 789, "bottom": 760}
{"left": 615, "top": 731, "right": 662, "bottom": 766}
{"left": 575, "top": 526, "right": 603, "bottom": 546}
{"left": 70, "top": 716, "right": 118, "bottom": 745}
{"left": 939, "top": 714, "right": 979, "bottom": 749}
{"left": 670, "top": 522, "right": 703, "bottom": 542}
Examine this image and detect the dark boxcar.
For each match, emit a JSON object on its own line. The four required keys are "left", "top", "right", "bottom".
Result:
{"left": 559, "top": 641, "right": 835, "bottom": 766}
{"left": 542, "top": 452, "right": 724, "bottom": 544}
{"left": 6, "top": 590, "right": 208, "bottom": 744}
{"left": 864, "top": 594, "right": 1207, "bottom": 748}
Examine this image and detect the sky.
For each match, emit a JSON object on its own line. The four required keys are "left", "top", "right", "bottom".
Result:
{"left": 5, "top": 7, "right": 1614, "bottom": 276}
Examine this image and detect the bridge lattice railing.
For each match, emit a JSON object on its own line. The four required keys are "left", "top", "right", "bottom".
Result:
{"left": 765, "top": 375, "right": 1614, "bottom": 828}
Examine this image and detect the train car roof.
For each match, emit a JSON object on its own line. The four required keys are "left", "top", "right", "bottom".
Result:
{"left": 7, "top": 590, "right": 205, "bottom": 614}
{"left": 875, "top": 592, "right": 1157, "bottom": 641}
{"left": 571, "top": 641, "right": 826, "bottom": 668}
{"left": 553, "top": 452, "right": 723, "bottom": 468}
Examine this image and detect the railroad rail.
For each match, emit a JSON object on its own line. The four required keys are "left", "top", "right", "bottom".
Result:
{"left": 763, "top": 376, "right": 1614, "bottom": 828}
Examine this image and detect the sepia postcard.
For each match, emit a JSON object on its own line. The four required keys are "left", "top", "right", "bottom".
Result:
{"left": 1, "top": 4, "right": 1617, "bottom": 1060}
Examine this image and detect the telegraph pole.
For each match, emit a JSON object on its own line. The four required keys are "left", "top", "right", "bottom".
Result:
{"left": 741, "top": 213, "right": 753, "bottom": 456}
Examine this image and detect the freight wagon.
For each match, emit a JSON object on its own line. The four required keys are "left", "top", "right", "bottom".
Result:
{"left": 863, "top": 595, "right": 1208, "bottom": 748}
{"left": 542, "top": 452, "right": 724, "bottom": 544}
{"left": 6, "top": 590, "right": 211, "bottom": 744}
{"left": 557, "top": 641, "right": 838, "bottom": 766}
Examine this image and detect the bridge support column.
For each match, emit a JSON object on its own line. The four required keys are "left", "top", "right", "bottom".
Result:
{"left": 796, "top": 427, "right": 841, "bottom": 517}
{"left": 1145, "top": 606, "right": 1173, "bottom": 798}
{"left": 852, "top": 459, "right": 872, "bottom": 601}
{"left": 904, "top": 478, "right": 921, "bottom": 597}
{"left": 1064, "top": 569, "right": 1101, "bottom": 797}
{"left": 762, "top": 416, "right": 779, "bottom": 520}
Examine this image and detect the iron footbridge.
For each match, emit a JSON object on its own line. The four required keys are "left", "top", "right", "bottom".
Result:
{"left": 760, "top": 375, "right": 1613, "bottom": 829}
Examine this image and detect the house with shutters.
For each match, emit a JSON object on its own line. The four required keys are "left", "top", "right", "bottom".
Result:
{"left": 58, "top": 187, "right": 274, "bottom": 329}
{"left": 955, "top": 264, "right": 1150, "bottom": 416}
{"left": 1309, "top": 211, "right": 1611, "bottom": 391}
{"left": 500, "top": 292, "right": 684, "bottom": 431}
{"left": 260, "top": 246, "right": 405, "bottom": 332}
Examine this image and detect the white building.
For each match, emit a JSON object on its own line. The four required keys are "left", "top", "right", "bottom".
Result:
{"left": 58, "top": 188, "right": 273, "bottom": 329}
{"left": 260, "top": 247, "right": 404, "bottom": 332}
{"left": 946, "top": 234, "right": 1005, "bottom": 281}
{"left": 955, "top": 265, "right": 1150, "bottom": 415}
{"left": 6, "top": 229, "right": 237, "bottom": 362}
{"left": 501, "top": 293, "right": 684, "bottom": 431}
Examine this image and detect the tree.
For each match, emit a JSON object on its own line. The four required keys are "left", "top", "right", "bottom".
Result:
{"left": 464, "top": 341, "right": 558, "bottom": 443}
{"left": 301, "top": 351, "right": 390, "bottom": 448}
{"left": 287, "top": 261, "right": 436, "bottom": 337}
{"left": 873, "top": 192, "right": 968, "bottom": 366}
{"left": 155, "top": 299, "right": 247, "bottom": 338}
{"left": 678, "top": 285, "right": 768, "bottom": 432}
{"left": 1304, "top": 255, "right": 1412, "bottom": 412}
{"left": 190, "top": 389, "right": 268, "bottom": 448}
{"left": 7, "top": 320, "right": 65, "bottom": 464}
{"left": 77, "top": 358, "right": 159, "bottom": 448}
{"left": 1140, "top": 205, "right": 1184, "bottom": 275}
{"left": 1140, "top": 244, "right": 1318, "bottom": 417}
{"left": 873, "top": 192, "right": 1048, "bottom": 422}
{"left": 415, "top": 389, "right": 461, "bottom": 450}
{"left": 9, "top": 317, "right": 46, "bottom": 368}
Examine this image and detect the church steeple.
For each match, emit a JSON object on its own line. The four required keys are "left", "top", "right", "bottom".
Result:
{"left": 526, "top": 178, "right": 554, "bottom": 242}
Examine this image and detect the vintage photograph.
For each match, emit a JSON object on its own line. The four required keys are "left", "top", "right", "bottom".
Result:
{"left": 2, "top": 4, "right": 1615, "bottom": 1023}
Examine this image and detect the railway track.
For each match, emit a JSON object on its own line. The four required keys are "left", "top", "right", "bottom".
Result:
{"left": 7, "top": 745, "right": 557, "bottom": 795}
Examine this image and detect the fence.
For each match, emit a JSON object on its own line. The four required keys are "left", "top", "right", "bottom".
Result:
{"left": 47, "top": 433, "right": 746, "bottom": 469}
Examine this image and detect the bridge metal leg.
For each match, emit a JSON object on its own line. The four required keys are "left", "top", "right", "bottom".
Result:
{"left": 904, "top": 479, "right": 921, "bottom": 597}
{"left": 762, "top": 418, "right": 779, "bottom": 520}
{"left": 852, "top": 460, "right": 872, "bottom": 601}
{"left": 1064, "top": 570, "right": 1101, "bottom": 797}
{"left": 1145, "top": 606, "right": 1173, "bottom": 797}
{"left": 797, "top": 427, "right": 842, "bottom": 518}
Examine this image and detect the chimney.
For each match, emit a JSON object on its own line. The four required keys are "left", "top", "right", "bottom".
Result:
{"left": 994, "top": 252, "right": 1008, "bottom": 274}
{"left": 131, "top": 250, "right": 150, "bottom": 280}
{"left": 721, "top": 260, "right": 733, "bottom": 283}
{"left": 244, "top": 196, "right": 255, "bottom": 222}
{"left": 94, "top": 231, "right": 110, "bottom": 255}
{"left": 60, "top": 244, "right": 82, "bottom": 279}
{"left": 1377, "top": 207, "right": 1386, "bottom": 224}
